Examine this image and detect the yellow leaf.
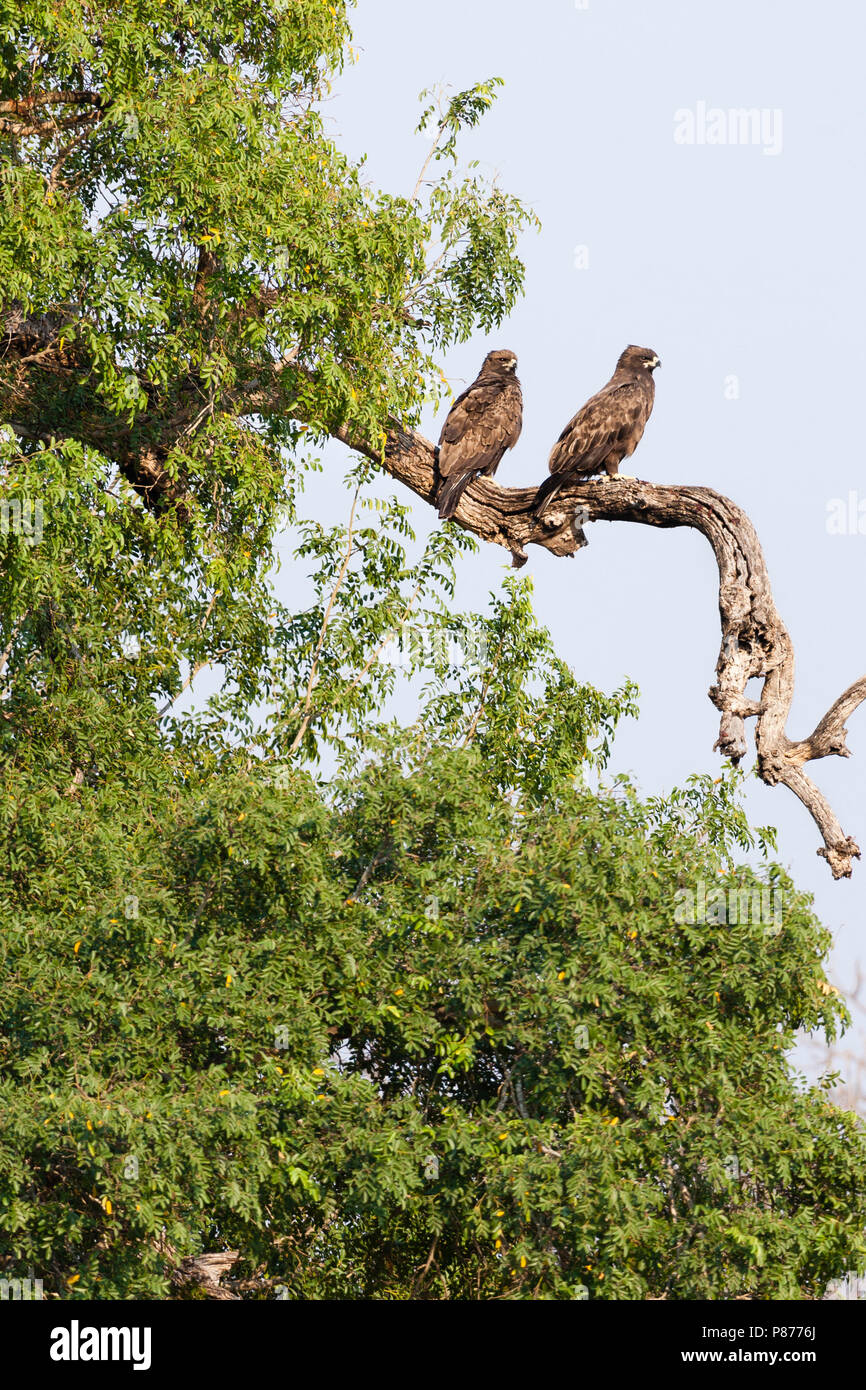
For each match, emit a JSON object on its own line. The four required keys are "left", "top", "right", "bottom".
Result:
{"left": 102, "top": 1197, "right": 112, "bottom": 1215}
{"left": 73, "top": 940, "right": 81, "bottom": 954}
{"left": 66, "top": 1274, "right": 80, "bottom": 1286}
{"left": 225, "top": 974, "right": 232, "bottom": 986}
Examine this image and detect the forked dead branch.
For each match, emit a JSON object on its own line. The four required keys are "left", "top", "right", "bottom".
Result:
{"left": 347, "top": 419, "right": 866, "bottom": 879}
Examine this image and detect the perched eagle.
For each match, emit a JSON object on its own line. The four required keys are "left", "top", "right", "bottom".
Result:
{"left": 435, "top": 349, "right": 523, "bottom": 520}
{"left": 533, "top": 345, "right": 660, "bottom": 519}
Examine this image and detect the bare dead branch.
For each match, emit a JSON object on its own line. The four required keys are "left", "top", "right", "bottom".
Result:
{"left": 334, "top": 421, "right": 865, "bottom": 878}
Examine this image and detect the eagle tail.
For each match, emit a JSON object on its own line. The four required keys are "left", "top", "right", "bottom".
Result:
{"left": 533, "top": 473, "right": 564, "bottom": 520}
{"left": 436, "top": 472, "right": 472, "bottom": 520}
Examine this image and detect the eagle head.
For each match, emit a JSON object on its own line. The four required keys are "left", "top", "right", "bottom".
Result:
{"left": 484, "top": 348, "right": 519, "bottom": 373}
{"left": 619, "top": 344, "right": 661, "bottom": 374}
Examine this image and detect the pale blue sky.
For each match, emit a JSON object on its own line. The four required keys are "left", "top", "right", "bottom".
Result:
{"left": 277, "top": 1, "right": 866, "bottom": 1077}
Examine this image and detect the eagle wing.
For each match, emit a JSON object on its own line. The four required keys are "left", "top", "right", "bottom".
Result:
{"left": 548, "top": 379, "right": 650, "bottom": 476}
{"left": 438, "top": 378, "right": 522, "bottom": 479}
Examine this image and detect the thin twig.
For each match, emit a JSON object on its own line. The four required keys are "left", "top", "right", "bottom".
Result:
{"left": 0, "top": 612, "right": 25, "bottom": 682}
{"left": 288, "top": 485, "right": 361, "bottom": 755}
{"left": 461, "top": 637, "right": 504, "bottom": 747}
{"left": 156, "top": 646, "right": 229, "bottom": 719}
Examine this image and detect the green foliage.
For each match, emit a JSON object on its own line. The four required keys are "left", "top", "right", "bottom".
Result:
{"left": 2, "top": 576, "right": 866, "bottom": 1300}
{"left": 1, "top": 0, "right": 864, "bottom": 1304}
{"left": 419, "top": 573, "right": 638, "bottom": 802}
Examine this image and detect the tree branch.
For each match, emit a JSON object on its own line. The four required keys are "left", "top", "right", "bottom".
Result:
{"left": 0, "top": 90, "right": 104, "bottom": 138}
{"left": 0, "top": 110, "right": 102, "bottom": 138}
{"left": 337, "top": 421, "right": 865, "bottom": 878}
{"left": 0, "top": 91, "right": 103, "bottom": 115}
{"left": 155, "top": 1233, "right": 241, "bottom": 1300}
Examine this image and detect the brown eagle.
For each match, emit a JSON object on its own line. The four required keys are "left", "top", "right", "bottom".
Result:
{"left": 533, "top": 345, "right": 660, "bottom": 519}
{"left": 435, "top": 349, "right": 523, "bottom": 520}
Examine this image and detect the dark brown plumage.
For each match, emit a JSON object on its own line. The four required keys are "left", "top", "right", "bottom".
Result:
{"left": 534, "top": 345, "right": 660, "bottom": 519}
{"left": 435, "top": 349, "right": 523, "bottom": 520}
